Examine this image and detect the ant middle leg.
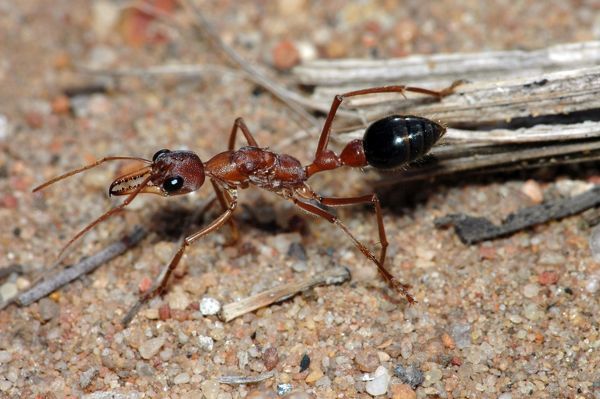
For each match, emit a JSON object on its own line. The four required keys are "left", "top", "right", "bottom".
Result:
{"left": 121, "top": 196, "right": 238, "bottom": 326}
{"left": 228, "top": 117, "right": 259, "bottom": 150}
{"left": 291, "top": 197, "right": 414, "bottom": 303}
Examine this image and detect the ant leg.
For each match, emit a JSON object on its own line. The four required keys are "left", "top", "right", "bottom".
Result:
{"left": 318, "top": 194, "right": 387, "bottom": 265}
{"left": 291, "top": 197, "right": 414, "bottom": 303}
{"left": 210, "top": 179, "right": 239, "bottom": 245}
{"left": 228, "top": 117, "right": 259, "bottom": 150}
{"left": 313, "top": 82, "right": 460, "bottom": 160}
{"left": 121, "top": 195, "right": 238, "bottom": 326}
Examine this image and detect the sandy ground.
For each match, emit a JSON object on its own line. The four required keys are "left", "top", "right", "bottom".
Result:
{"left": 0, "top": 1, "right": 599, "bottom": 398}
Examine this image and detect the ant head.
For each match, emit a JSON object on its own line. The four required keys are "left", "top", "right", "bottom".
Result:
{"left": 109, "top": 149, "right": 205, "bottom": 197}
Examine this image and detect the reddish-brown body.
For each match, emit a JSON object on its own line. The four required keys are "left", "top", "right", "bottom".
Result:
{"left": 33, "top": 82, "right": 459, "bottom": 326}
{"left": 206, "top": 146, "right": 308, "bottom": 192}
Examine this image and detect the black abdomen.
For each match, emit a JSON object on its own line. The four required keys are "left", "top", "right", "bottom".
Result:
{"left": 362, "top": 115, "right": 445, "bottom": 169}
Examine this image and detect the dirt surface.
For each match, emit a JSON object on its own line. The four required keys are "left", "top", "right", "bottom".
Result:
{"left": 1, "top": 1, "right": 599, "bottom": 398}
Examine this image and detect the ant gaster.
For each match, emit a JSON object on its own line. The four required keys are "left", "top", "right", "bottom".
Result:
{"left": 34, "top": 83, "right": 458, "bottom": 324}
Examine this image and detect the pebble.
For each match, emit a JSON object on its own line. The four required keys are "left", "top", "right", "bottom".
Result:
{"left": 38, "top": 297, "right": 60, "bottom": 321}
{"left": 394, "top": 364, "right": 424, "bottom": 389}
{"left": 200, "top": 380, "right": 220, "bottom": 399}
{"left": 365, "top": 366, "right": 391, "bottom": 396}
{"left": 15, "top": 277, "right": 30, "bottom": 291}
{"left": 390, "top": 383, "right": 416, "bottom": 399}
{"left": 0, "top": 380, "right": 12, "bottom": 391}
{"left": 197, "top": 335, "right": 214, "bottom": 352}
{"left": 523, "top": 283, "right": 539, "bottom": 298}
{"left": 538, "top": 271, "right": 559, "bottom": 285}
{"left": 315, "top": 376, "right": 331, "bottom": 388}
{"left": 200, "top": 297, "right": 221, "bottom": 315}
{"left": 287, "top": 242, "right": 307, "bottom": 260}
{"left": 173, "top": 373, "right": 190, "bottom": 384}
{"left": 305, "top": 368, "right": 323, "bottom": 383}
{"left": 523, "top": 303, "right": 542, "bottom": 321}
{"left": 0, "top": 351, "right": 12, "bottom": 363}
{"left": 423, "top": 368, "right": 442, "bottom": 386}
{"left": 262, "top": 347, "right": 279, "bottom": 370}
{"left": 441, "top": 332, "right": 456, "bottom": 349}
{"left": 0, "top": 283, "right": 17, "bottom": 302}
{"left": 272, "top": 40, "right": 300, "bottom": 70}
{"left": 585, "top": 274, "right": 599, "bottom": 293}
{"left": 498, "top": 393, "right": 512, "bottom": 399}
{"left": 79, "top": 367, "right": 98, "bottom": 389}
{"left": 277, "top": 383, "right": 293, "bottom": 395}
{"left": 138, "top": 336, "right": 166, "bottom": 359}
{"left": 354, "top": 350, "right": 379, "bottom": 372}
{"left": 451, "top": 323, "right": 472, "bottom": 349}
{"left": 168, "top": 287, "right": 190, "bottom": 310}
{"left": 521, "top": 180, "right": 544, "bottom": 203}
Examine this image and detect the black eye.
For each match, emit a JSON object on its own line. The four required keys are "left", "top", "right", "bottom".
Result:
{"left": 163, "top": 176, "right": 184, "bottom": 192}
{"left": 152, "top": 149, "right": 170, "bottom": 162}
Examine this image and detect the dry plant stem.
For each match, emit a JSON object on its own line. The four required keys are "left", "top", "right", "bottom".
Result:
{"left": 14, "top": 227, "right": 146, "bottom": 307}
{"left": 218, "top": 371, "right": 275, "bottom": 385}
{"left": 293, "top": 41, "right": 600, "bottom": 86}
{"left": 435, "top": 185, "right": 600, "bottom": 244}
{"left": 219, "top": 266, "right": 351, "bottom": 322}
{"left": 182, "top": 0, "right": 325, "bottom": 130}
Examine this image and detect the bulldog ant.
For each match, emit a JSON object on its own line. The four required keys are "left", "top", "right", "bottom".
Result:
{"left": 33, "top": 83, "right": 458, "bottom": 324}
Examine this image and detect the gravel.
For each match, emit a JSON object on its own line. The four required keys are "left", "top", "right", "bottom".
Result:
{"left": 2, "top": 1, "right": 598, "bottom": 398}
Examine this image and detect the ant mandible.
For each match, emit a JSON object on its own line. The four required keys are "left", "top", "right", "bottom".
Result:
{"left": 34, "top": 83, "right": 458, "bottom": 325}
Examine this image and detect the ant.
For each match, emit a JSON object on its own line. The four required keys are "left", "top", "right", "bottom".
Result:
{"left": 33, "top": 83, "right": 459, "bottom": 325}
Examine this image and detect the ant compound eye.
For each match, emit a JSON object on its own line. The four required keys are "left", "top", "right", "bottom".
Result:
{"left": 152, "top": 149, "right": 170, "bottom": 162}
{"left": 163, "top": 176, "right": 184, "bottom": 192}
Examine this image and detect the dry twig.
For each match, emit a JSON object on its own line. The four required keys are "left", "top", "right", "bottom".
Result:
{"left": 294, "top": 41, "right": 600, "bottom": 86}
{"left": 12, "top": 227, "right": 146, "bottom": 307}
{"left": 219, "top": 266, "right": 351, "bottom": 322}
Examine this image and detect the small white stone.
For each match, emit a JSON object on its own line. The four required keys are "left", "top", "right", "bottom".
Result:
{"left": 168, "top": 287, "right": 191, "bottom": 310}
{"left": 365, "top": 366, "right": 391, "bottom": 396}
{"left": 139, "top": 336, "right": 166, "bottom": 360}
{"left": 498, "top": 393, "right": 512, "bottom": 399}
{"left": 200, "top": 297, "right": 221, "bottom": 316}
{"left": 173, "top": 372, "right": 190, "bottom": 384}
{"left": 0, "top": 351, "right": 12, "bottom": 364}
{"left": 523, "top": 284, "right": 539, "bottom": 298}
{"left": 585, "top": 275, "right": 599, "bottom": 293}
{"left": 0, "top": 283, "right": 17, "bottom": 302}
{"left": 198, "top": 335, "right": 214, "bottom": 351}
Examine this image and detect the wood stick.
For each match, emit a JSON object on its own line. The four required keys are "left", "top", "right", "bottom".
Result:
{"left": 219, "top": 266, "right": 351, "bottom": 322}
{"left": 435, "top": 185, "right": 600, "bottom": 244}
{"left": 293, "top": 41, "right": 600, "bottom": 86}
{"left": 13, "top": 227, "right": 146, "bottom": 307}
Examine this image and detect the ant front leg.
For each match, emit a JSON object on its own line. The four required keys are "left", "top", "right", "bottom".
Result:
{"left": 121, "top": 195, "right": 238, "bottom": 326}
{"left": 210, "top": 179, "right": 239, "bottom": 245}
{"left": 228, "top": 117, "right": 259, "bottom": 150}
{"left": 290, "top": 196, "right": 414, "bottom": 304}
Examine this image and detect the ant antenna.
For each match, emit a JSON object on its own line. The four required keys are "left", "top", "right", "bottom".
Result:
{"left": 32, "top": 156, "right": 151, "bottom": 192}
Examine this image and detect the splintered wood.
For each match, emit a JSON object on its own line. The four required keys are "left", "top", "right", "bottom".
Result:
{"left": 219, "top": 266, "right": 351, "bottom": 322}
